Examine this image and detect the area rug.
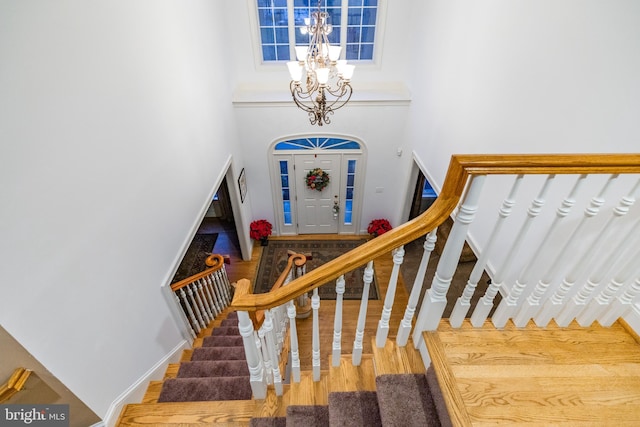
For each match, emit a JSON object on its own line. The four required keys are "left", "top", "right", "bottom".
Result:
{"left": 253, "top": 240, "right": 378, "bottom": 300}
{"left": 171, "top": 233, "right": 218, "bottom": 283}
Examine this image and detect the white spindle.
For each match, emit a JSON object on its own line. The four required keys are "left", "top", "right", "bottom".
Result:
{"left": 196, "top": 279, "right": 213, "bottom": 323}
{"left": 534, "top": 175, "right": 619, "bottom": 326}
{"left": 256, "top": 328, "right": 272, "bottom": 385}
{"left": 287, "top": 301, "right": 301, "bottom": 382}
{"left": 556, "top": 179, "right": 640, "bottom": 327}
{"left": 413, "top": 175, "right": 486, "bottom": 343}
{"left": 311, "top": 288, "right": 321, "bottom": 381}
{"left": 187, "top": 283, "right": 207, "bottom": 329}
{"left": 353, "top": 261, "right": 374, "bottom": 365}
{"left": 492, "top": 175, "right": 555, "bottom": 328}
{"left": 237, "top": 311, "right": 267, "bottom": 399}
{"left": 178, "top": 288, "right": 200, "bottom": 334}
{"left": 397, "top": 229, "right": 437, "bottom": 347}
{"left": 599, "top": 276, "right": 640, "bottom": 327}
{"left": 263, "top": 310, "right": 283, "bottom": 395}
{"left": 512, "top": 175, "right": 585, "bottom": 327}
{"left": 212, "top": 272, "right": 226, "bottom": 311}
{"left": 453, "top": 175, "right": 523, "bottom": 328}
{"left": 175, "top": 292, "right": 197, "bottom": 339}
{"left": 202, "top": 275, "right": 219, "bottom": 317}
{"left": 376, "top": 246, "right": 405, "bottom": 347}
{"left": 576, "top": 221, "right": 640, "bottom": 326}
{"left": 332, "top": 275, "right": 345, "bottom": 366}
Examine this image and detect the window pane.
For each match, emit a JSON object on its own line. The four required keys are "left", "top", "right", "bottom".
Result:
{"left": 347, "top": 175, "right": 354, "bottom": 186}
{"left": 361, "top": 26, "right": 375, "bottom": 43}
{"left": 262, "top": 45, "right": 276, "bottom": 61}
{"left": 261, "top": 28, "right": 275, "bottom": 43}
{"left": 276, "top": 45, "right": 290, "bottom": 60}
{"left": 282, "top": 188, "right": 290, "bottom": 200}
{"left": 280, "top": 160, "right": 288, "bottom": 174}
{"left": 360, "top": 43, "right": 373, "bottom": 60}
{"left": 362, "top": 8, "right": 377, "bottom": 25}
{"left": 281, "top": 175, "right": 289, "bottom": 187}
{"left": 345, "top": 44, "right": 359, "bottom": 59}
{"left": 346, "top": 27, "right": 360, "bottom": 43}
{"left": 347, "top": 8, "right": 361, "bottom": 25}
{"left": 274, "top": 0, "right": 288, "bottom": 6}
{"left": 364, "top": 0, "right": 377, "bottom": 5}
{"left": 275, "top": 27, "right": 289, "bottom": 43}
{"left": 347, "top": 160, "right": 356, "bottom": 173}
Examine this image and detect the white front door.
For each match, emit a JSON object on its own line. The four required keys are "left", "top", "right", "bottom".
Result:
{"left": 295, "top": 154, "right": 341, "bottom": 234}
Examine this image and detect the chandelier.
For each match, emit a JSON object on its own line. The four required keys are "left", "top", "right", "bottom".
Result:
{"left": 287, "top": 0, "right": 355, "bottom": 126}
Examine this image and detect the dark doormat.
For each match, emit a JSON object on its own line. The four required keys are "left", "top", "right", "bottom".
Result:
{"left": 254, "top": 239, "right": 379, "bottom": 300}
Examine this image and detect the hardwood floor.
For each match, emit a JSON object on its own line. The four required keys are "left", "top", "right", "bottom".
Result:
{"left": 426, "top": 318, "right": 640, "bottom": 426}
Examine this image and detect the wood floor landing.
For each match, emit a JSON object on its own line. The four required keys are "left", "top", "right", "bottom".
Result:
{"left": 425, "top": 319, "right": 640, "bottom": 426}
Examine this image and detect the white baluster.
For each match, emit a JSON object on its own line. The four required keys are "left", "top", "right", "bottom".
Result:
{"left": 179, "top": 288, "right": 201, "bottom": 334}
{"left": 187, "top": 283, "right": 207, "bottom": 329}
{"left": 175, "top": 292, "right": 196, "bottom": 339}
{"left": 353, "top": 261, "right": 374, "bottom": 365}
{"left": 413, "top": 175, "right": 486, "bottom": 344}
{"left": 332, "top": 275, "right": 345, "bottom": 366}
{"left": 287, "top": 301, "right": 301, "bottom": 382}
{"left": 237, "top": 311, "right": 267, "bottom": 399}
{"left": 576, "top": 222, "right": 640, "bottom": 326}
{"left": 535, "top": 175, "right": 619, "bottom": 326}
{"left": 397, "top": 230, "right": 437, "bottom": 347}
{"left": 556, "top": 179, "right": 640, "bottom": 326}
{"left": 492, "top": 175, "right": 555, "bottom": 328}
{"left": 212, "top": 272, "right": 226, "bottom": 312}
{"left": 376, "top": 246, "right": 405, "bottom": 347}
{"left": 257, "top": 327, "right": 272, "bottom": 385}
{"left": 454, "top": 175, "right": 524, "bottom": 328}
{"left": 599, "top": 276, "right": 640, "bottom": 327}
{"left": 311, "top": 288, "right": 321, "bottom": 381}
{"left": 263, "top": 310, "right": 283, "bottom": 395}
{"left": 202, "top": 275, "right": 219, "bottom": 317}
{"left": 217, "top": 268, "right": 231, "bottom": 305}
{"left": 196, "top": 279, "right": 212, "bottom": 323}
{"left": 512, "top": 175, "right": 586, "bottom": 327}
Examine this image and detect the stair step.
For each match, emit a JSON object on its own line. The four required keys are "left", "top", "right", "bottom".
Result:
{"left": 289, "top": 371, "right": 330, "bottom": 405}
{"left": 286, "top": 405, "right": 329, "bottom": 427}
{"left": 191, "top": 346, "right": 245, "bottom": 361}
{"left": 328, "top": 354, "right": 376, "bottom": 392}
{"left": 117, "top": 400, "right": 257, "bottom": 426}
{"left": 328, "top": 391, "right": 381, "bottom": 427}
{"left": 371, "top": 337, "right": 426, "bottom": 375}
{"left": 211, "top": 326, "right": 240, "bottom": 336}
{"left": 375, "top": 373, "right": 440, "bottom": 427}
{"left": 164, "top": 364, "right": 179, "bottom": 379}
{"left": 142, "top": 381, "right": 163, "bottom": 403}
{"left": 158, "top": 376, "right": 252, "bottom": 402}
{"left": 202, "top": 335, "right": 244, "bottom": 347}
{"left": 176, "top": 360, "right": 249, "bottom": 378}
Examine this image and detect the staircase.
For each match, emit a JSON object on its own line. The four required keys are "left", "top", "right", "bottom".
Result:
{"left": 116, "top": 304, "right": 453, "bottom": 426}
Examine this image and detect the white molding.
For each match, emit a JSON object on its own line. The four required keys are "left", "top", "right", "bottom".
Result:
{"left": 101, "top": 340, "right": 190, "bottom": 427}
{"left": 623, "top": 303, "right": 640, "bottom": 335}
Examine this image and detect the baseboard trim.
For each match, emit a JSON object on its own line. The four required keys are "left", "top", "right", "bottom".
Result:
{"left": 101, "top": 339, "right": 190, "bottom": 427}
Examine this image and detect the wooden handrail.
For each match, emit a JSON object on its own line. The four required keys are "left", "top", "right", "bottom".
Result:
{"left": 231, "top": 153, "right": 640, "bottom": 312}
{"left": 170, "top": 254, "right": 229, "bottom": 292}
{"left": 0, "top": 367, "right": 31, "bottom": 403}
{"left": 253, "top": 251, "right": 309, "bottom": 329}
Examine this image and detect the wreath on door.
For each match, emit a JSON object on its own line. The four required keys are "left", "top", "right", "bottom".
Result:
{"left": 305, "top": 168, "right": 330, "bottom": 191}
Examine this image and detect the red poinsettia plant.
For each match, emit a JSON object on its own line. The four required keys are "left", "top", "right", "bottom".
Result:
{"left": 249, "top": 219, "right": 273, "bottom": 240}
{"left": 367, "top": 218, "right": 392, "bottom": 237}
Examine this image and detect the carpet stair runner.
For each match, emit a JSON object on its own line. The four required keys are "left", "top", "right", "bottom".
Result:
{"left": 157, "top": 311, "right": 254, "bottom": 402}
{"left": 249, "top": 367, "right": 451, "bottom": 427}
{"left": 134, "top": 310, "right": 451, "bottom": 426}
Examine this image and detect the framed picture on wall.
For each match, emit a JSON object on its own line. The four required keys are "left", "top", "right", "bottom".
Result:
{"left": 238, "top": 168, "right": 247, "bottom": 203}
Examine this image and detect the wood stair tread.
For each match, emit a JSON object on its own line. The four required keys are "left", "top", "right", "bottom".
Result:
{"left": 371, "top": 337, "right": 426, "bottom": 375}
{"left": 328, "top": 354, "right": 376, "bottom": 392}
{"left": 425, "top": 318, "right": 640, "bottom": 426}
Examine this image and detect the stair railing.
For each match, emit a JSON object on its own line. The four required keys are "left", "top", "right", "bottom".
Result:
{"left": 232, "top": 154, "right": 640, "bottom": 397}
{"left": 170, "top": 254, "right": 232, "bottom": 339}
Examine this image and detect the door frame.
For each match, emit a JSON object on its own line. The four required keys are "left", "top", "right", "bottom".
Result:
{"left": 269, "top": 135, "right": 367, "bottom": 236}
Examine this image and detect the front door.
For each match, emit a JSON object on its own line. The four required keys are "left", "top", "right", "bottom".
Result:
{"left": 295, "top": 154, "right": 341, "bottom": 234}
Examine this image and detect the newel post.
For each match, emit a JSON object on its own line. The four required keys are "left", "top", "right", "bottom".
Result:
{"left": 413, "top": 175, "right": 486, "bottom": 345}
{"left": 234, "top": 279, "right": 267, "bottom": 399}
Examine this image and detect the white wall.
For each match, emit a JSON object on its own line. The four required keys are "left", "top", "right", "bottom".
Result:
{"left": 406, "top": 0, "right": 640, "bottom": 186}
{"left": 403, "top": 0, "right": 640, "bottom": 296}
{"left": 0, "top": 1, "right": 244, "bottom": 418}
{"left": 230, "top": 0, "right": 415, "bottom": 232}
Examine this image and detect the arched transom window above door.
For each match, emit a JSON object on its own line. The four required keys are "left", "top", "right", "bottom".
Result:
{"left": 271, "top": 136, "right": 365, "bottom": 235}
{"left": 275, "top": 137, "right": 362, "bottom": 151}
